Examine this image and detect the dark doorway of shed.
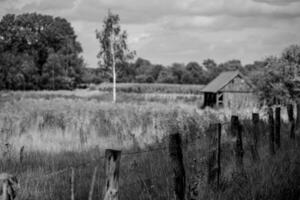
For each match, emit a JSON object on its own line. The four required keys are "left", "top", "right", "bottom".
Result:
{"left": 203, "top": 92, "right": 217, "bottom": 108}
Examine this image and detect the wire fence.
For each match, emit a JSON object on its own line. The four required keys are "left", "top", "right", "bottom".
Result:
{"left": 2, "top": 107, "right": 297, "bottom": 200}
{"left": 21, "top": 121, "right": 227, "bottom": 185}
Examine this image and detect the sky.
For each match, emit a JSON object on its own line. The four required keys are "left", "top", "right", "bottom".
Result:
{"left": 0, "top": 0, "right": 300, "bottom": 67}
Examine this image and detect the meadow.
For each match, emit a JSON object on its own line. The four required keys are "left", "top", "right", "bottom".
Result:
{"left": 0, "top": 88, "right": 299, "bottom": 200}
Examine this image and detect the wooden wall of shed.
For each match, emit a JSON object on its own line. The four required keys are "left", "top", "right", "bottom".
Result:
{"left": 223, "top": 92, "right": 258, "bottom": 109}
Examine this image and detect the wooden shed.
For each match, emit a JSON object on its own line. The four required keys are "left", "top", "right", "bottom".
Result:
{"left": 201, "top": 71, "right": 257, "bottom": 108}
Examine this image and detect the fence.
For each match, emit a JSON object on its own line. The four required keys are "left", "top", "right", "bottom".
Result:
{"left": 0, "top": 104, "right": 299, "bottom": 200}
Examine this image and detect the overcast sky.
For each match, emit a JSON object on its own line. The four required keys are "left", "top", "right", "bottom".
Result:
{"left": 1, "top": 0, "right": 300, "bottom": 67}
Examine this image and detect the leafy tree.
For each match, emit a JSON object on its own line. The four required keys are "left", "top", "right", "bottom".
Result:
{"left": 117, "top": 62, "right": 136, "bottom": 82}
{"left": 135, "top": 74, "right": 154, "bottom": 83}
{"left": 149, "top": 65, "right": 164, "bottom": 80}
{"left": 185, "top": 62, "right": 208, "bottom": 84}
{"left": 0, "top": 13, "right": 84, "bottom": 90}
{"left": 157, "top": 69, "right": 177, "bottom": 83}
{"left": 132, "top": 58, "right": 164, "bottom": 83}
{"left": 282, "top": 45, "right": 300, "bottom": 64}
{"left": 203, "top": 59, "right": 219, "bottom": 81}
{"left": 252, "top": 56, "right": 294, "bottom": 105}
{"left": 170, "top": 63, "right": 185, "bottom": 83}
{"left": 181, "top": 70, "right": 194, "bottom": 84}
{"left": 218, "top": 60, "right": 243, "bottom": 72}
{"left": 96, "top": 10, "right": 135, "bottom": 102}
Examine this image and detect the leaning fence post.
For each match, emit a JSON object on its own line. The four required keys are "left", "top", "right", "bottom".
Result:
{"left": 287, "top": 104, "right": 295, "bottom": 139}
{"left": 231, "top": 116, "right": 244, "bottom": 172}
{"left": 103, "top": 149, "right": 121, "bottom": 200}
{"left": 268, "top": 107, "right": 275, "bottom": 155}
{"left": 71, "top": 167, "right": 75, "bottom": 200}
{"left": 251, "top": 113, "right": 260, "bottom": 161}
{"left": 275, "top": 107, "right": 281, "bottom": 149}
{"left": 169, "top": 133, "right": 185, "bottom": 200}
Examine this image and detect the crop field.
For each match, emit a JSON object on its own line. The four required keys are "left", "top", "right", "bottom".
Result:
{"left": 94, "top": 83, "right": 205, "bottom": 94}
{"left": 0, "top": 89, "right": 299, "bottom": 200}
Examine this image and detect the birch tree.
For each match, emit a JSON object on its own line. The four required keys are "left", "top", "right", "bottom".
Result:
{"left": 96, "top": 10, "right": 135, "bottom": 102}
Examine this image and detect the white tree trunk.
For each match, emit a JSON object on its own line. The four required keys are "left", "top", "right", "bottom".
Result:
{"left": 112, "top": 58, "right": 116, "bottom": 103}
{"left": 111, "top": 34, "right": 116, "bottom": 103}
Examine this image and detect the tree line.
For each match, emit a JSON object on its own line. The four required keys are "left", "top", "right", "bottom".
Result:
{"left": 1, "top": 11, "right": 300, "bottom": 107}
{"left": 0, "top": 13, "right": 84, "bottom": 90}
{"left": 82, "top": 57, "right": 261, "bottom": 85}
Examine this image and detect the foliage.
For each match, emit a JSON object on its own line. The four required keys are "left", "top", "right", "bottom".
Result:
{"left": 0, "top": 13, "right": 85, "bottom": 90}
{"left": 95, "top": 11, "right": 135, "bottom": 81}
{"left": 251, "top": 44, "right": 300, "bottom": 105}
{"left": 86, "top": 57, "right": 248, "bottom": 85}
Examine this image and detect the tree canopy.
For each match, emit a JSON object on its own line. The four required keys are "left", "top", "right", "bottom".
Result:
{"left": 95, "top": 10, "right": 135, "bottom": 102}
{"left": 250, "top": 45, "right": 300, "bottom": 105}
{"left": 0, "top": 13, "right": 85, "bottom": 90}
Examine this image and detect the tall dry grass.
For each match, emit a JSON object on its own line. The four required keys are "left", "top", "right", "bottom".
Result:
{"left": 0, "top": 91, "right": 299, "bottom": 200}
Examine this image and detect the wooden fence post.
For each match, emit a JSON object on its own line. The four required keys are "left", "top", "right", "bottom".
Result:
{"left": 71, "top": 167, "right": 75, "bottom": 200}
{"left": 231, "top": 116, "right": 238, "bottom": 137}
{"left": 231, "top": 116, "right": 244, "bottom": 172}
{"left": 2, "top": 179, "right": 8, "bottom": 200}
{"left": 296, "top": 103, "right": 300, "bottom": 131}
{"left": 268, "top": 107, "right": 275, "bottom": 155}
{"left": 275, "top": 107, "right": 281, "bottom": 149}
{"left": 207, "top": 123, "right": 221, "bottom": 186}
{"left": 251, "top": 113, "right": 260, "bottom": 161}
{"left": 217, "top": 123, "right": 221, "bottom": 186}
{"left": 88, "top": 166, "right": 98, "bottom": 200}
{"left": 169, "top": 133, "right": 185, "bottom": 200}
{"left": 103, "top": 149, "right": 122, "bottom": 200}
{"left": 287, "top": 104, "right": 295, "bottom": 139}
{"left": 0, "top": 173, "right": 18, "bottom": 200}
{"left": 19, "top": 146, "right": 24, "bottom": 164}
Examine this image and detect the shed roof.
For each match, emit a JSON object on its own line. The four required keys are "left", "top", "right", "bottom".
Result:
{"left": 202, "top": 70, "right": 245, "bottom": 93}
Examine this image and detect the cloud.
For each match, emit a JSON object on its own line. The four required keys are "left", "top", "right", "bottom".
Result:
{"left": 22, "top": 0, "right": 77, "bottom": 11}
{"left": 253, "top": 0, "right": 300, "bottom": 6}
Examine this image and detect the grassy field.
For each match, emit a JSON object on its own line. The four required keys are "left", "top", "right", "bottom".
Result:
{"left": 0, "top": 90, "right": 299, "bottom": 200}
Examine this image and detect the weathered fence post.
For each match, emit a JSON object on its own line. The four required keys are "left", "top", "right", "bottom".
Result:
{"left": 251, "top": 113, "right": 260, "bottom": 161}
{"left": 2, "top": 179, "right": 8, "bottom": 200}
{"left": 19, "top": 146, "right": 24, "bottom": 164}
{"left": 88, "top": 166, "right": 98, "bottom": 200}
{"left": 71, "top": 167, "right": 75, "bottom": 200}
{"left": 169, "top": 133, "right": 185, "bottom": 200}
{"left": 268, "top": 107, "right": 275, "bottom": 155}
{"left": 207, "top": 123, "right": 221, "bottom": 186}
{"left": 217, "top": 123, "right": 221, "bottom": 186}
{"left": 231, "top": 116, "right": 244, "bottom": 172}
{"left": 0, "top": 173, "right": 18, "bottom": 200}
{"left": 231, "top": 116, "right": 237, "bottom": 137}
{"left": 287, "top": 104, "right": 295, "bottom": 139}
{"left": 296, "top": 103, "right": 300, "bottom": 131}
{"left": 275, "top": 107, "right": 281, "bottom": 149}
{"left": 103, "top": 149, "right": 122, "bottom": 200}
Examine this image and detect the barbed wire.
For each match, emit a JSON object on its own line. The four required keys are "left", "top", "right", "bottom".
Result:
{"left": 17, "top": 121, "right": 233, "bottom": 184}
{"left": 22, "top": 146, "right": 168, "bottom": 183}
{"left": 24, "top": 168, "right": 70, "bottom": 182}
